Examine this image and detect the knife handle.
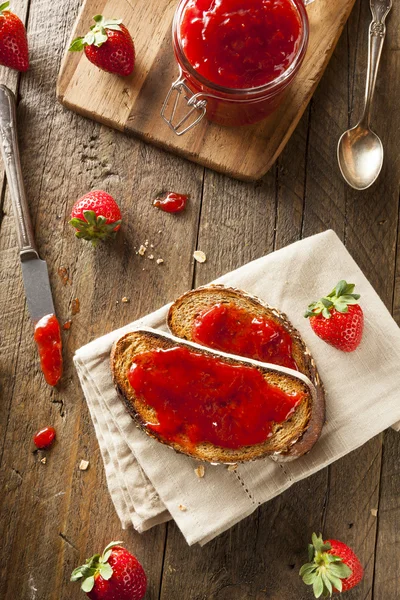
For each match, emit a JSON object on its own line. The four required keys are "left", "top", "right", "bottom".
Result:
{"left": 0, "top": 85, "right": 38, "bottom": 259}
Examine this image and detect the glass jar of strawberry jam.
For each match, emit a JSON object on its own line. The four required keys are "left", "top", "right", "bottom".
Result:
{"left": 161, "top": 0, "right": 312, "bottom": 133}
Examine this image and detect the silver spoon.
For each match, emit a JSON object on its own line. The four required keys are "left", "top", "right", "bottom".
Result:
{"left": 337, "top": 0, "right": 392, "bottom": 190}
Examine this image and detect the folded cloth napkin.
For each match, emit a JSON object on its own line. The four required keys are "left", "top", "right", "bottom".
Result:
{"left": 74, "top": 230, "right": 400, "bottom": 546}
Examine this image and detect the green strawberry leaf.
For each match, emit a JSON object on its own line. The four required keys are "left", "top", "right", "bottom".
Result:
{"left": 83, "top": 210, "right": 98, "bottom": 226}
{"left": 102, "top": 540, "right": 124, "bottom": 555}
{"left": 321, "top": 298, "right": 333, "bottom": 308}
{"left": 334, "top": 302, "right": 349, "bottom": 313}
{"left": 70, "top": 567, "right": 85, "bottom": 581}
{"left": 0, "top": 1, "right": 10, "bottom": 13}
{"left": 334, "top": 280, "right": 349, "bottom": 297}
{"left": 313, "top": 575, "right": 324, "bottom": 598}
{"left": 303, "top": 571, "right": 318, "bottom": 585}
{"left": 81, "top": 576, "right": 95, "bottom": 593}
{"left": 83, "top": 31, "right": 96, "bottom": 46}
{"left": 327, "top": 561, "right": 352, "bottom": 579}
{"left": 93, "top": 30, "right": 108, "bottom": 46}
{"left": 69, "top": 37, "right": 85, "bottom": 52}
{"left": 299, "top": 563, "right": 317, "bottom": 577}
{"left": 341, "top": 294, "right": 360, "bottom": 303}
{"left": 99, "top": 562, "right": 113, "bottom": 580}
{"left": 321, "top": 572, "right": 333, "bottom": 596}
{"left": 308, "top": 543, "right": 315, "bottom": 562}
{"left": 326, "top": 571, "right": 343, "bottom": 592}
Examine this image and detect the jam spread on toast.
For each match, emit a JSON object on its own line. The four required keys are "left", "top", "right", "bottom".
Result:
{"left": 128, "top": 346, "right": 303, "bottom": 449}
{"left": 34, "top": 314, "right": 63, "bottom": 386}
{"left": 192, "top": 303, "right": 298, "bottom": 370}
{"left": 180, "top": 0, "right": 303, "bottom": 90}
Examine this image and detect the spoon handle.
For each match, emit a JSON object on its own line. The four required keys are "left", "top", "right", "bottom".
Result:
{"left": 361, "top": 0, "right": 392, "bottom": 126}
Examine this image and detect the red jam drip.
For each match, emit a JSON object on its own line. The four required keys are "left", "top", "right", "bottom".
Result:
{"left": 154, "top": 192, "right": 188, "bottom": 213}
{"left": 192, "top": 303, "right": 298, "bottom": 370}
{"left": 180, "top": 0, "right": 303, "bottom": 89}
{"left": 34, "top": 314, "right": 63, "bottom": 386}
{"left": 128, "top": 346, "right": 303, "bottom": 449}
{"left": 33, "top": 426, "right": 56, "bottom": 449}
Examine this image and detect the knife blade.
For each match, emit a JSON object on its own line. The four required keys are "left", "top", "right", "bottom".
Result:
{"left": 20, "top": 255, "right": 55, "bottom": 323}
{"left": 0, "top": 85, "right": 56, "bottom": 325}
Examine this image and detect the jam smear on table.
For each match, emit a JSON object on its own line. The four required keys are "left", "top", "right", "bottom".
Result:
{"left": 34, "top": 314, "right": 63, "bottom": 386}
{"left": 192, "top": 303, "right": 298, "bottom": 370}
{"left": 153, "top": 192, "right": 188, "bottom": 213}
{"left": 128, "top": 346, "right": 304, "bottom": 449}
{"left": 33, "top": 426, "right": 56, "bottom": 449}
{"left": 71, "top": 298, "right": 80, "bottom": 315}
{"left": 180, "top": 0, "right": 303, "bottom": 89}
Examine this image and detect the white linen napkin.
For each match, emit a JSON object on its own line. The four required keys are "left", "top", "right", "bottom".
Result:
{"left": 74, "top": 230, "right": 400, "bottom": 546}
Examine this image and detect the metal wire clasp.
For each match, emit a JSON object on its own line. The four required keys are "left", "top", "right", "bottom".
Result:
{"left": 161, "top": 73, "right": 207, "bottom": 136}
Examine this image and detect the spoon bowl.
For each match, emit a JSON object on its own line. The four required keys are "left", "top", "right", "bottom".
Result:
{"left": 337, "top": 0, "right": 392, "bottom": 190}
{"left": 337, "top": 124, "right": 383, "bottom": 191}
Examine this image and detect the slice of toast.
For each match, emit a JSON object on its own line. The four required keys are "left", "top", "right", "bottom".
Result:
{"left": 168, "top": 285, "right": 325, "bottom": 460}
{"left": 111, "top": 328, "right": 321, "bottom": 464}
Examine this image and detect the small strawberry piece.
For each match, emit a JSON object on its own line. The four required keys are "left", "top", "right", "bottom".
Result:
{"left": 305, "top": 280, "right": 364, "bottom": 352}
{"left": 69, "top": 15, "right": 135, "bottom": 77}
{"left": 71, "top": 541, "right": 147, "bottom": 600}
{"left": 33, "top": 426, "right": 56, "bottom": 449}
{"left": 154, "top": 192, "right": 188, "bottom": 213}
{"left": 300, "top": 533, "right": 364, "bottom": 598}
{"left": 69, "top": 190, "right": 122, "bottom": 246}
{"left": 0, "top": 1, "right": 29, "bottom": 71}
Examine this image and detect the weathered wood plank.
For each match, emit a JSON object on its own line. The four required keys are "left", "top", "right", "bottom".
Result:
{"left": 0, "top": 1, "right": 203, "bottom": 599}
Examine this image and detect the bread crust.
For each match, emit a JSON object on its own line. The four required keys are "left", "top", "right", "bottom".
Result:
{"left": 167, "top": 285, "right": 325, "bottom": 461}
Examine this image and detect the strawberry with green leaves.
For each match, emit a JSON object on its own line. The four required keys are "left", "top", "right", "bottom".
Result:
{"left": 69, "top": 190, "right": 122, "bottom": 246}
{"left": 71, "top": 541, "right": 147, "bottom": 600}
{"left": 305, "top": 280, "right": 364, "bottom": 352}
{"left": 300, "top": 533, "right": 364, "bottom": 597}
{"left": 0, "top": 1, "right": 29, "bottom": 72}
{"left": 69, "top": 15, "right": 135, "bottom": 76}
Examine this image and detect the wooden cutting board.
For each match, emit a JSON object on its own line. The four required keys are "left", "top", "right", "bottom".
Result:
{"left": 57, "top": 0, "right": 356, "bottom": 181}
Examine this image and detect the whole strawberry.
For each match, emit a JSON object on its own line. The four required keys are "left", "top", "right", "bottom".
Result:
{"left": 69, "top": 15, "right": 135, "bottom": 76}
{"left": 0, "top": 1, "right": 29, "bottom": 72}
{"left": 305, "top": 280, "right": 364, "bottom": 352}
{"left": 71, "top": 541, "right": 147, "bottom": 600}
{"left": 69, "top": 190, "right": 122, "bottom": 246}
{"left": 300, "top": 533, "right": 364, "bottom": 597}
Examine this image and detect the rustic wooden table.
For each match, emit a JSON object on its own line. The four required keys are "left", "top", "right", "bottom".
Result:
{"left": 1, "top": 1, "right": 399, "bottom": 599}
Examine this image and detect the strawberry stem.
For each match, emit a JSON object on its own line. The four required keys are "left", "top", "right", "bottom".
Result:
{"left": 71, "top": 541, "right": 124, "bottom": 593}
{"left": 69, "top": 15, "right": 123, "bottom": 51}
{"left": 299, "top": 533, "right": 352, "bottom": 598}
{"left": 305, "top": 280, "right": 361, "bottom": 319}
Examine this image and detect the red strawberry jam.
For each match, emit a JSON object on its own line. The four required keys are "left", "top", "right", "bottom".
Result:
{"left": 34, "top": 314, "right": 63, "bottom": 386}
{"left": 180, "top": 0, "right": 303, "bottom": 90}
{"left": 154, "top": 192, "right": 188, "bottom": 213}
{"left": 192, "top": 303, "right": 298, "bottom": 370}
{"left": 33, "top": 426, "right": 56, "bottom": 449}
{"left": 128, "top": 346, "right": 304, "bottom": 449}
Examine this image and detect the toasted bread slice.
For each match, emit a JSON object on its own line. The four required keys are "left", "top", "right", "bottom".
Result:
{"left": 111, "top": 328, "right": 320, "bottom": 464}
{"left": 168, "top": 285, "right": 325, "bottom": 460}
